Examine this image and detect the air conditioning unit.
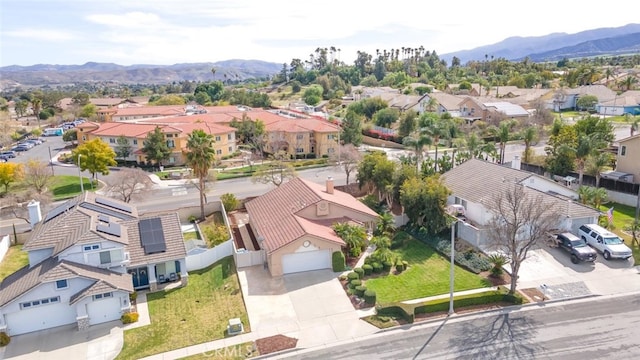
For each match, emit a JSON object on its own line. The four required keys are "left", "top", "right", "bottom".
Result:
{"left": 447, "top": 204, "right": 466, "bottom": 217}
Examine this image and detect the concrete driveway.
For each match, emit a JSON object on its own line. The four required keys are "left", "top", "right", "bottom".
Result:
{"left": 0, "top": 321, "right": 123, "bottom": 360}
{"left": 237, "top": 266, "right": 377, "bottom": 348}
{"left": 510, "top": 246, "right": 640, "bottom": 299}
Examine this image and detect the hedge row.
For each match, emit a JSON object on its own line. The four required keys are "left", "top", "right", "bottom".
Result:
{"left": 404, "top": 228, "right": 491, "bottom": 274}
{"left": 375, "top": 287, "right": 524, "bottom": 324}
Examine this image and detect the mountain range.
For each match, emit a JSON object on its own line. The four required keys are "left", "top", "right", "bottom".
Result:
{"left": 1, "top": 24, "right": 639, "bottom": 87}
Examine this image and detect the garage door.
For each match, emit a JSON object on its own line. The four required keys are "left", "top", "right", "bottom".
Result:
{"left": 87, "top": 296, "right": 122, "bottom": 325}
{"left": 5, "top": 303, "right": 76, "bottom": 336}
{"left": 282, "top": 250, "right": 331, "bottom": 274}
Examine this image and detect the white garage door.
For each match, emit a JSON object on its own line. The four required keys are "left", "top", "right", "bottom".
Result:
{"left": 6, "top": 303, "right": 76, "bottom": 336}
{"left": 87, "top": 296, "right": 122, "bottom": 325}
{"left": 282, "top": 250, "right": 331, "bottom": 274}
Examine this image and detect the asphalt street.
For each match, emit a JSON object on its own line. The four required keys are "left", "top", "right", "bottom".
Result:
{"left": 278, "top": 293, "right": 640, "bottom": 360}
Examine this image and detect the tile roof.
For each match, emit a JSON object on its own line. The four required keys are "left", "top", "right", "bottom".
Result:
{"left": 565, "top": 85, "right": 617, "bottom": 102}
{"left": 442, "top": 159, "right": 600, "bottom": 220}
{"left": 112, "top": 105, "right": 186, "bottom": 117}
{"left": 428, "top": 92, "right": 465, "bottom": 111}
{"left": 482, "top": 102, "right": 530, "bottom": 116}
{"left": 244, "top": 177, "right": 378, "bottom": 254}
{"left": 125, "top": 212, "right": 186, "bottom": 267}
{"left": 0, "top": 258, "right": 132, "bottom": 307}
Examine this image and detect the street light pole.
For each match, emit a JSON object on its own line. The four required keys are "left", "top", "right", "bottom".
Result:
{"left": 48, "top": 146, "right": 55, "bottom": 175}
{"left": 449, "top": 219, "right": 456, "bottom": 316}
{"left": 78, "top": 154, "right": 84, "bottom": 194}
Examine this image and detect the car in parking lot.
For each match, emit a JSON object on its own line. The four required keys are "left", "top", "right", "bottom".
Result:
{"left": 578, "top": 223, "right": 632, "bottom": 260}
{"left": 1, "top": 151, "right": 16, "bottom": 158}
{"left": 11, "top": 145, "right": 30, "bottom": 152}
{"left": 553, "top": 232, "right": 598, "bottom": 264}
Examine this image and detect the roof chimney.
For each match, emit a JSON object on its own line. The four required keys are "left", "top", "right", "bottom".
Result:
{"left": 27, "top": 200, "right": 42, "bottom": 228}
{"left": 326, "top": 176, "right": 334, "bottom": 194}
{"left": 511, "top": 155, "right": 521, "bottom": 170}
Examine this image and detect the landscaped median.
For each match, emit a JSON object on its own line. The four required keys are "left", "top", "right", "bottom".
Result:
{"left": 366, "top": 286, "right": 525, "bottom": 328}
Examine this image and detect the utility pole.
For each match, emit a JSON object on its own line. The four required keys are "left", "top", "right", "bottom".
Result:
{"left": 48, "top": 146, "right": 55, "bottom": 175}
{"left": 78, "top": 154, "right": 84, "bottom": 194}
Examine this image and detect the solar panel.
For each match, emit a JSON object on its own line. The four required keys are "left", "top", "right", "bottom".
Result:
{"left": 43, "top": 200, "right": 76, "bottom": 223}
{"left": 98, "top": 214, "right": 110, "bottom": 223}
{"left": 96, "top": 223, "right": 122, "bottom": 237}
{"left": 80, "top": 203, "right": 134, "bottom": 220}
{"left": 139, "top": 218, "right": 166, "bottom": 254}
{"left": 95, "top": 197, "right": 133, "bottom": 214}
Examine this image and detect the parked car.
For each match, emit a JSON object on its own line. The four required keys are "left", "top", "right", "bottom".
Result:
{"left": 0, "top": 155, "right": 8, "bottom": 162}
{"left": 0, "top": 151, "right": 16, "bottom": 158}
{"left": 11, "top": 145, "right": 29, "bottom": 152}
{"left": 24, "top": 139, "right": 42, "bottom": 146}
{"left": 17, "top": 142, "right": 34, "bottom": 149}
{"left": 578, "top": 224, "right": 632, "bottom": 260}
{"left": 553, "top": 232, "right": 597, "bottom": 264}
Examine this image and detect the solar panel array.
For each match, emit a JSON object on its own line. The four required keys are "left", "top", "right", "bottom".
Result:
{"left": 43, "top": 200, "right": 76, "bottom": 223}
{"left": 96, "top": 223, "right": 122, "bottom": 237}
{"left": 138, "top": 218, "right": 166, "bottom": 254}
{"left": 80, "top": 203, "right": 134, "bottom": 220}
{"left": 98, "top": 214, "right": 110, "bottom": 223}
{"left": 95, "top": 197, "right": 133, "bottom": 214}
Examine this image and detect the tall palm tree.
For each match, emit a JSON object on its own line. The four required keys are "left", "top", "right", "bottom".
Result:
{"left": 619, "top": 75, "right": 638, "bottom": 91}
{"left": 466, "top": 132, "right": 483, "bottom": 159}
{"left": 630, "top": 118, "right": 639, "bottom": 137}
{"left": 420, "top": 115, "right": 450, "bottom": 172}
{"left": 490, "top": 120, "right": 514, "bottom": 164}
{"left": 403, "top": 133, "right": 432, "bottom": 174}
{"left": 574, "top": 135, "right": 594, "bottom": 185}
{"left": 186, "top": 129, "right": 217, "bottom": 221}
{"left": 585, "top": 151, "right": 612, "bottom": 187}
{"left": 521, "top": 126, "right": 538, "bottom": 163}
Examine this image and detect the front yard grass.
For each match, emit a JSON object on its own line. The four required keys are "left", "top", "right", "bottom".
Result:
{"left": 0, "top": 245, "right": 29, "bottom": 281}
{"left": 49, "top": 175, "right": 93, "bottom": 200}
{"left": 116, "top": 256, "right": 249, "bottom": 360}
{"left": 365, "top": 236, "right": 492, "bottom": 303}
{"left": 599, "top": 203, "right": 640, "bottom": 264}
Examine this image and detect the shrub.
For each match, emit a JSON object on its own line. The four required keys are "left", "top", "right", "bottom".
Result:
{"left": 350, "top": 279, "right": 362, "bottom": 288}
{"left": 364, "top": 256, "right": 373, "bottom": 264}
{"left": 395, "top": 259, "right": 405, "bottom": 273}
{"left": 347, "top": 271, "right": 360, "bottom": 280}
{"left": 503, "top": 293, "right": 524, "bottom": 305}
{"left": 355, "top": 285, "right": 367, "bottom": 297}
{"left": 354, "top": 267, "right": 365, "bottom": 278}
{"left": 121, "top": 312, "right": 139, "bottom": 324}
{"left": 201, "top": 223, "right": 230, "bottom": 247}
{"left": 332, "top": 251, "right": 346, "bottom": 272}
{"left": 376, "top": 304, "right": 414, "bottom": 323}
{"left": 188, "top": 215, "right": 198, "bottom": 223}
{"left": 0, "top": 332, "right": 10, "bottom": 347}
{"left": 402, "top": 261, "right": 408, "bottom": 270}
{"left": 221, "top": 193, "right": 239, "bottom": 212}
{"left": 338, "top": 274, "right": 348, "bottom": 281}
{"left": 363, "top": 290, "right": 377, "bottom": 305}
{"left": 372, "top": 262, "right": 383, "bottom": 273}
{"left": 129, "top": 291, "right": 138, "bottom": 302}
{"left": 488, "top": 253, "right": 508, "bottom": 277}
{"left": 382, "top": 261, "right": 393, "bottom": 271}
{"left": 362, "top": 264, "right": 373, "bottom": 275}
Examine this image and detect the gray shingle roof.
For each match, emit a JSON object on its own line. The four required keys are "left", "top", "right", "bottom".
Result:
{"left": 442, "top": 159, "right": 600, "bottom": 220}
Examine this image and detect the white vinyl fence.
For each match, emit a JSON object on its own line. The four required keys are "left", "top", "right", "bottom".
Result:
{"left": 186, "top": 239, "right": 234, "bottom": 271}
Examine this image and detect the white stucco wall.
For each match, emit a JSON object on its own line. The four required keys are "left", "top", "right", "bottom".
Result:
{"left": 521, "top": 176, "right": 578, "bottom": 200}
{"left": 58, "top": 240, "right": 127, "bottom": 270}
{"left": 27, "top": 248, "right": 54, "bottom": 267}
{"left": 1, "top": 276, "right": 94, "bottom": 314}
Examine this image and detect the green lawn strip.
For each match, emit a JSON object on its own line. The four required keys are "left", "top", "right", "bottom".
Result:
{"left": 598, "top": 203, "right": 640, "bottom": 264}
{"left": 183, "top": 231, "right": 201, "bottom": 241}
{"left": 116, "top": 256, "right": 250, "bottom": 360}
{"left": 0, "top": 245, "right": 29, "bottom": 281}
{"left": 365, "top": 238, "right": 492, "bottom": 303}
{"left": 49, "top": 175, "right": 92, "bottom": 200}
{"left": 178, "top": 342, "right": 257, "bottom": 360}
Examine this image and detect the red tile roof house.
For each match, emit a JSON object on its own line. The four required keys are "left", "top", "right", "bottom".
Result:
{"left": 0, "top": 192, "right": 187, "bottom": 336}
{"left": 244, "top": 177, "right": 379, "bottom": 276}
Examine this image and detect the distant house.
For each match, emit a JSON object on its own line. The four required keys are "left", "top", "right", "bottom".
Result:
{"left": 597, "top": 90, "right": 640, "bottom": 116}
{"left": 614, "top": 134, "right": 640, "bottom": 183}
{"left": 419, "top": 92, "right": 464, "bottom": 116}
{"left": 458, "top": 97, "right": 530, "bottom": 123}
{"left": 244, "top": 177, "right": 379, "bottom": 276}
{"left": 551, "top": 85, "right": 617, "bottom": 111}
{"left": 0, "top": 193, "right": 188, "bottom": 336}
{"left": 442, "top": 159, "right": 600, "bottom": 249}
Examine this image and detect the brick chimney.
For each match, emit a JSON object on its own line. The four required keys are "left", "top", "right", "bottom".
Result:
{"left": 326, "top": 176, "right": 334, "bottom": 194}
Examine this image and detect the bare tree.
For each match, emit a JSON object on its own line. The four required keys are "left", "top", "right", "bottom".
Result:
{"left": 251, "top": 151, "right": 296, "bottom": 187}
{"left": 106, "top": 168, "right": 153, "bottom": 203}
{"left": 0, "top": 190, "right": 51, "bottom": 227}
{"left": 487, "top": 183, "right": 560, "bottom": 294}
{"left": 330, "top": 144, "right": 362, "bottom": 187}
{"left": 23, "top": 159, "right": 53, "bottom": 194}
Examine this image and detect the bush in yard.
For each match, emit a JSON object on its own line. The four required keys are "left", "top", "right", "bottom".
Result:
{"left": 362, "top": 264, "right": 373, "bottom": 275}
{"left": 121, "top": 312, "right": 139, "bottom": 324}
{"left": 355, "top": 285, "right": 367, "bottom": 297}
{"left": 376, "top": 304, "right": 414, "bottom": 323}
{"left": 338, "top": 274, "right": 348, "bottom": 281}
{"left": 354, "top": 267, "right": 365, "bottom": 278}
{"left": 488, "top": 253, "right": 508, "bottom": 277}
{"left": 364, "top": 256, "right": 373, "bottom": 265}
{"left": 503, "top": 293, "right": 524, "bottom": 305}
{"left": 129, "top": 291, "right": 138, "bottom": 302}
{"left": 395, "top": 259, "right": 405, "bottom": 272}
{"left": 363, "top": 290, "right": 377, "bottom": 305}
{"left": 350, "top": 279, "right": 362, "bottom": 288}
{"left": 402, "top": 260, "right": 408, "bottom": 270}
{"left": 372, "top": 262, "right": 383, "bottom": 273}
{"left": 382, "top": 261, "right": 393, "bottom": 271}
{"left": 332, "top": 251, "right": 346, "bottom": 272}
{"left": 0, "top": 332, "right": 10, "bottom": 347}
{"left": 221, "top": 193, "right": 239, "bottom": 212}
{"left": 347, "top": 271, "right": 360, "bottom": 281}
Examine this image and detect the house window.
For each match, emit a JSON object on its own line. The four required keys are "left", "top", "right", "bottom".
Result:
{"left": 55, "top": 279, "right": 68, "bottom": 289}
{"left": 328, "top": 148, "right": 335, "bottom": 153}
{"left": 82, "top": 136, "right": 87, "bottom": 141}
{"left": 100, "top": 251, "right": 111, "bottom": 264}
{"left": 133, "top": 139, "right": 138, "bottom": 145}
{"left": 109, "top": 138, "right": 115, "bottom": 144}
{"left": 327, "top": 134, "right": 335, "bottom": 140}
{"left": 228, "top": 146, "right": 232, "bottom": 152}
{"left": 169, "top": 157, "right": 175, "bottom": 164}
{"left": 621, "top": 146, "right": 626, "bottom": 156}
{"left": 19, "top": 297, "right": 60, "bottom": 310}
{"left": 166, "top": 140, "right": 175, "bottom": 148}
{"left": 296, "top": 134, "right": 304, "bottom": 140}
{"left": 93, "top": 292, "right": 113, "bottom": 301}
{"left": 296, "top": 148, "right": 304, "bottom": 153}
{"left": 227, "top": 134, "right": 232, "bottom": 140}
{"left": 216, "top": 149, "right": 222, "bottom": 155}
{"left": 215, "top": 136, "right": 221, "bottom": 141}
{"left": 83, "top": 244, "right": 100, "bottom": 251}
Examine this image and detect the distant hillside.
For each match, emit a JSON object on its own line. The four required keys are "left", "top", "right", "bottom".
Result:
{"left": 0, "top": 60, "right": 281, "bottom": 86}
{"left": 442, "top": 23, "right": 640, "bottom": 64}
{"left": 521, "top": 32, "right": 640, "bottom": 61}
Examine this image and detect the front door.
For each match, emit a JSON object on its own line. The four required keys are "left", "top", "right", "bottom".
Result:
{"left": 128, "top": 267, "right": 150, "bottom": 289}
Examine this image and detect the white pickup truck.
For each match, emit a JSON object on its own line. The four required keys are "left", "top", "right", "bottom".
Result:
{"left": 577, "top": 224, "right": 632, "bottom": 260}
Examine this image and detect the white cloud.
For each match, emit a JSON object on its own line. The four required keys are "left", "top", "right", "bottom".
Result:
{"left": 4, "top": 28, "right": 76, "bottom": 41}
{"left": 86, "top": 12, "right": 162, "bottom": 29}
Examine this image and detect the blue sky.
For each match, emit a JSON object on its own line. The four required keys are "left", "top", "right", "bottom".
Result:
{"left": 1, "top": 0, "right": 638, "bottom": 67}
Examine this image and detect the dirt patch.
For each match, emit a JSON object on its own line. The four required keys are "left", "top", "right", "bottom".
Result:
{"left": 255, "top": 335, "right": 297, "bottom": 356}
{"left": 520, "top": 287, "right": 547, "bottom": 302}
{"left": 479, "top": 271, "right": 511, "bottom": 287}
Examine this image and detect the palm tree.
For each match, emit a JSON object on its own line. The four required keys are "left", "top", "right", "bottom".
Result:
{"left": 630, "top": 118, "right": 639, "bottom": 137}
{"left": 370, "top": 235, "right": 394, "bottom": 263}
{"left": 466, "top": 132, "right": 483, "bottom": 159}
{"left": 402, "top": 133, "right": 432, "bottom": 174}
{"left": 521, "top": 126, "right": 538, "bottom": 163}
{"left": 619, "top": 75, "right": 638, "bottom": 91}
{"left": 577, "top": 186, "right": 594, "bottom": 205}
{"left": 333, "top": 222, "right": 367, "bottom": 257}
{"left": 591, "top": 187, "right": 607, "bottom": 208}
{"left": 420, "top": 115, "right": 451, "bottom": 172}
{"left": 574, "top": 135, "right": 593, "bottom": 185}
{"left": 489, "top": 120, "right": 514, "bottom": 164}
{"left": 585, "top": 151, "right": 612, "bottom": 187}
{"left": 375, "top": 212, "right": 396, "bottom": 237}
{"left": 186, "top": 129, "right": 217, "bottom": 221}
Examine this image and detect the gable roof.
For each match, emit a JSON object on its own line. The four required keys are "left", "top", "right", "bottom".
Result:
{"left": 442, "top": 159, "right": 600, "bottom": 219}
{"left": 245, "top": 177, "right": 378, "bottom": 254}
{"left": 428, "top": 92, "right": 465, "bottom": 111}
{"left": 618, "top": 134, "right": 640, "bottom": 144}
{"left": 566, "top": 85, "right": 617, "bottom": 102}
{"left": 0, "top": 258, "right": 132, "bottom": 307}
{"left": 124, "top": 212, "right": 187, "bottom": 267}
{"left": 482, "top": 102, "right": 530, "bottom": 117}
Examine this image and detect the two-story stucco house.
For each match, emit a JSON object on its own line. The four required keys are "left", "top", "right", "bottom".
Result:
{"left": 615, "top": 134, "right": 640, "bottom": 183}
{"left": 0, "top": 193, "right": 188, "bottom": 336}
{"left": 244, "top": 177, "right": 379, "bottom": 276}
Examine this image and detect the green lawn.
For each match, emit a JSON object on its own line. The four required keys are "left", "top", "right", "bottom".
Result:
{"left": 183, "top": 231, "right": 201, "bottom": 241}
{"left": 49, "top": 175, "right": 93, "bottom": 200}
{"left": 365, "top": 236, "right": 492, "bottom": 303}
{"left": 599, "top": 203, "right": 640, "bottom": 264}
{"left": 0, "top": 245, "right": 29, "bottom": 281}
{"left": 116, "top": 256, "right": 249, "bottom": 360}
